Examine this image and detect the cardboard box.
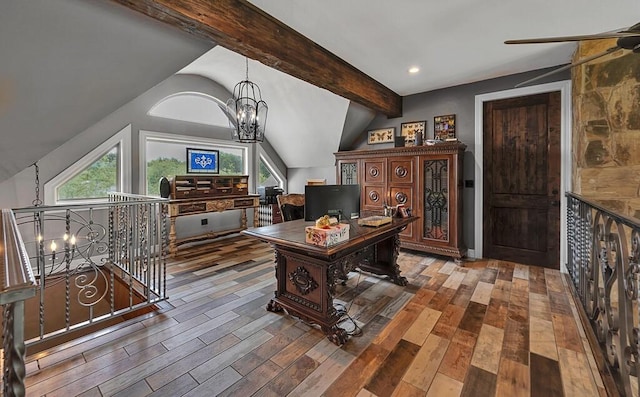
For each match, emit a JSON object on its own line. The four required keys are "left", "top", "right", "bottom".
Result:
{"left": 305, "top": 223, "right": 350, "bottom": 247}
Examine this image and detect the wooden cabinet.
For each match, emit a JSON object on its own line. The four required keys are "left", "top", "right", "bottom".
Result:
{"left": 335, "top": 142, "right": 466, "bottom": 259}
{"left": 167, "top": 175, "right": 254, "bottom": 257}
{"left": 171, "top": 175, "right": 249, "bottom": 199}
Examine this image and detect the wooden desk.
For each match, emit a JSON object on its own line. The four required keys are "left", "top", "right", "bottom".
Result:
{"left": 168, "top": 195, "right": 259, "bottom": 257}
{"left": 242, "top": 216, "right": 417, "bottom": 345}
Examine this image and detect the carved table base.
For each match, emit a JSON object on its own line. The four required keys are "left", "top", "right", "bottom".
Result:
{"left": 243, "top": 217, "right": 416, "bottom": 346}
{"left": 267, "top": 233, "right": 407, "bottom": 345}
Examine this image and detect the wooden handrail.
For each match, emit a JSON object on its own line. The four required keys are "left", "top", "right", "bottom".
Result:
{"left": 0, "top": 209, "right": 36, "bottom": 304}
{"left": 1, "top": 208, "right": 37, "bottom": 397}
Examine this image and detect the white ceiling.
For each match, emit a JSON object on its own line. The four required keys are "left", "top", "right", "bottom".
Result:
{"left": 248, "top": 0, "right": 640, "bottom": 95}
{"left": 179, "top": 47, "right": 351, "bottom": 169}
{"left": 175, "top": 0, "right": 640, "bottom": 169}
{"left": 2, "top": 0, "right": 639, "bottom": 185}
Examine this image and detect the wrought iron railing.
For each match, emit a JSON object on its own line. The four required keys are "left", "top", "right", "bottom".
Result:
{"left": 566, "top": 192, "right": 639, "bottom": 396}
{"left": 9, "top": 193, "right": 168, "bottom": 347}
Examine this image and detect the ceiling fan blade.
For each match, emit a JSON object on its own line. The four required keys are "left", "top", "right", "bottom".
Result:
{"left": 515, "top": 46, "right": 620, "bottom": 88}
{"left": 505, "top": 31, "right": 639, "bottom": 45}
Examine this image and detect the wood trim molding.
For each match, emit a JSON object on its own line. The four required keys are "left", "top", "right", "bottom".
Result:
{"left": 110, "top": 0, "right": 402, "bottom": 117}
{"left": 473, "top": 80, "right": 572, "bottom": 263}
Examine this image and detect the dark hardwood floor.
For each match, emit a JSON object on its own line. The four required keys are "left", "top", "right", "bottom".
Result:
{"left": 23, "top": 234, "right": 607, "bottom": 396}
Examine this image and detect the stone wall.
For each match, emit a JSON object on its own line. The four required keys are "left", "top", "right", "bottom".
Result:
{"left": 572, "top": 39, "right": 640, "bottom": 218}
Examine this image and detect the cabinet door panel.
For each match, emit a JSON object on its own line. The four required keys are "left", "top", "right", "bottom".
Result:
{"left": 363, "top": 160, "right": 386, "bottom": 184}
{"left": 363, "top": 185, "right": 385, "bottom": 209}
{"left": 389, "top": 158, "right": 414, "bottom": 184}
{"left": 338, "top": 161, "right": 359, "bottom": 185}
{"left": 389, "top": 186, "right": 412, "bottom": 208}
{"left": 390, "top": 185, "right": 414, "bottom": 238}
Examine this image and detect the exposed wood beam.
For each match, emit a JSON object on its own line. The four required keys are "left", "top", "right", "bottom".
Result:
{"left": 110, "top": 0, "right": 402, "bottom": 117}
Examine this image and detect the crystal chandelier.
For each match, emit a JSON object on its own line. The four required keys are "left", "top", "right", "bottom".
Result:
{"left": 227, "top": 58, "right": 268, "bottom": 143}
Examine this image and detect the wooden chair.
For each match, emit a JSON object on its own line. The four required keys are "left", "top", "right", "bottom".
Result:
{"left": 276, "top": 193, "right": 305, "bottom": 221}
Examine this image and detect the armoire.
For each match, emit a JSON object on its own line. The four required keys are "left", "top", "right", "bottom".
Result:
{"left": 335, "top": 142, "right": 466, "bottom": 260}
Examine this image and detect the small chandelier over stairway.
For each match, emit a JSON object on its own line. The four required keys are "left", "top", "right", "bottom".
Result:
{"left": 227, "top": 57, "right": 268, "bottom": 143}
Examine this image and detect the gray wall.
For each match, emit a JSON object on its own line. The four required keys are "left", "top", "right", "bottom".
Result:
{"left": 360, "top": 66, "right": 571, "bottom": 251}
{"left": 0, "top": 0, "right": 212, "bottom": 184}
{"left": 0, "top": 73, "right": 287, "bottom": 237}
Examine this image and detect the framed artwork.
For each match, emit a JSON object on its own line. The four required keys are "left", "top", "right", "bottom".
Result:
{"left": 400, "top": 121, "right": 426, "bottom": 145}
{"left": 434, "top": 114, "right": 456, "bottom": 140}
{"left": 367, "top": 127, "right": 395, "bottom": 144}
{"left": 186, "top": 148, "right": 219, "bottom": 174}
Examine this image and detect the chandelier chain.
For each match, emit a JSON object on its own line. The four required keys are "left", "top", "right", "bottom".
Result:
{"left": 32, "top": 162, "right": 42, "bottom": 207}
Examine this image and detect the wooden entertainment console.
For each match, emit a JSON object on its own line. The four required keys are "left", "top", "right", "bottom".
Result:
{"left": 167, "top": 175, "right": 259, "bottom": 257}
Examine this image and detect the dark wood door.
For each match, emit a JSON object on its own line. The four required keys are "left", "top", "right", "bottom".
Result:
{"left": 483, "top": 92, "right": 561, "bottom": 268}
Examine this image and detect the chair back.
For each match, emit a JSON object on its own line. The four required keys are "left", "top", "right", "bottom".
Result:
{"left": 276, "top": 193, "right": 305, "bottom": 221}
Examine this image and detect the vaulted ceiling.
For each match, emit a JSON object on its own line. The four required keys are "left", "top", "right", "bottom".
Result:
{"left": 1, "top": 0, "right": 639, "bottom": 184}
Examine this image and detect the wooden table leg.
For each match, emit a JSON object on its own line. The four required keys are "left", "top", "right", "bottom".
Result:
{"left": 240, "top": 208, "right": 247, "bottom": 229}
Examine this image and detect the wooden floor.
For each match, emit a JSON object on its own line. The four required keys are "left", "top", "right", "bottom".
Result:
{"left": 24, "top": 234, "right": 608, "bottom": 396}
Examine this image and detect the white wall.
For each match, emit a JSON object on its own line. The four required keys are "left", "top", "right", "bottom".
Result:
{"left": 287, "top": 167, "right": 336, "bottom": 193}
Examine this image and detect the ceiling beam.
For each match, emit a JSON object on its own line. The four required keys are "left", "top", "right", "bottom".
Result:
{"left": 110, "top": 0, "right": 402, "bottom": 117}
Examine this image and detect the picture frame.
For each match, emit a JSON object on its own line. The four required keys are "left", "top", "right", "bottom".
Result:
{"left": 396, "top": 204, "right": 409, "bottom": 218}
{"left": 434, "top": 114, "right": 456, "bottom": 140}
{"left": 401, "top": 121, "right": 426, "bottom": 146}
{"left": 367, "top": 127, "right": 395, "bottom": 144}
{"left": 186, "top": 148, "right": 219, "bottom": 174}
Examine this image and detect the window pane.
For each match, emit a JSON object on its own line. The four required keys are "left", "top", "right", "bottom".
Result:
{"left": 259, "top": 158, "right": 279, "bottom": 187}
{"left": 146, "top": 138, "right": 245, "bottom": 195}
{"left": 57, "top": 147, "right": 118, "bottom": 200}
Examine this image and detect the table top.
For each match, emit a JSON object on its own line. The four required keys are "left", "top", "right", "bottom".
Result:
{"left": 242, "top": 216, "right": 417, "bottom": 257}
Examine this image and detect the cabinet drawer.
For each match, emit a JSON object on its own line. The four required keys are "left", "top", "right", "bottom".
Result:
{"left": 177, "top": 202, "right": 206, "bottom": 214}
{"left": 389, "top": 159, "right": 414, "bottom": 184}
{"left": 234, "top": 198, "right": 256, "bottom": 208}
{"left": 363, "top": 160, "right": 385, "bottom": 184}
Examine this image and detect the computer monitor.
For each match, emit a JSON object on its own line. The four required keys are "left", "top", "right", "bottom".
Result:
{"left": 304, "top": 184, "right": 361, "bottom": 221}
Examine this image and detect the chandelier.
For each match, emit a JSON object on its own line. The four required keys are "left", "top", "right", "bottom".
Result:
{"left": 227, "top": 58, "right": 268, "bottom": 143}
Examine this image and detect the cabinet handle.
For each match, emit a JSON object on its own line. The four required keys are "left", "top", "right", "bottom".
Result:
{"left": 369, "top": 167, "right": 379, "bottom": 177}
{"left": 395, "top": 166, "right": 408, "bottom": 178}
{"left": 368, "top": 191, "right": 380, "bottom": 202}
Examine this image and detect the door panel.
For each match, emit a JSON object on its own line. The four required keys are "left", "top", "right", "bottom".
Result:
{"left": 388, "top": 158, "right": 414, "bottom": 184}
{"left": 389, "top": 185, "right": 413, "bottom": 238}
{"left": 483, "top": 92, "right": 561, "bottom": 268}
{"left": 363, "top": 186, "right": 385, "bottom": 209}
{"left": 363, "top": 160, "right": 386, "bottom": 184}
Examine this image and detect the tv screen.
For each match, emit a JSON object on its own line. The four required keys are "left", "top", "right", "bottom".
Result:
{"left": 186, "top": 148, "right": 219, "bottom": 174}
{"left": 304, "top": 184, "right": 361, "bottom": 221}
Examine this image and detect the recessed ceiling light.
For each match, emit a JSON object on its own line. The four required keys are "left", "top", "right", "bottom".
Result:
{"left": 408, "top": 66, "right": 420, "bottom": 74}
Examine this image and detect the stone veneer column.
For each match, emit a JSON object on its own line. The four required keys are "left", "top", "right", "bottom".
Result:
{"left": 572, "top": 39, "right": 640, "bottom": 218}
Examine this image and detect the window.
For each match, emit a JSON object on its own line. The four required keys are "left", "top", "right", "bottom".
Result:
{"left": 142, "top": 131, "right": 248, "bottom": 196}
{"left": 258, "top": 155, "right": 283, "bottom": 188}
{"left": 44, "top": 125, "right": 131, "bottom": 204}
{"left": 57, "top": 147, "right": 118, "bottom": 200}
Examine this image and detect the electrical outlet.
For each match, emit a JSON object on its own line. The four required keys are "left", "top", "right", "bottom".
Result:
{"left": 201, "top": 218, "right": 208, "bottom": 226}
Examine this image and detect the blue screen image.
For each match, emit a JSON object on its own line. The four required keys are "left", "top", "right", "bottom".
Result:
{"left": 188, "top": 149, "right": 218, "bottom": 173}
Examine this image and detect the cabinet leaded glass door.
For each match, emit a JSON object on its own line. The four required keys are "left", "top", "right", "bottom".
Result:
{"left": 423, "top": 158, "right": 449, "bottom": 241}
{"left": 340, "top": 162, "right": 358, "bottom": 185}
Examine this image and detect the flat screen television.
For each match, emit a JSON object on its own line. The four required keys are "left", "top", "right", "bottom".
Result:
{"left": 304, "top": 184, "right": 361, "bottom": 221}
{"left": 186, "top": 148, "right": 219, "bottom": 174}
